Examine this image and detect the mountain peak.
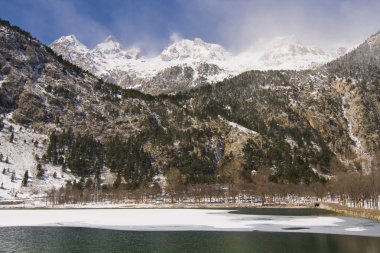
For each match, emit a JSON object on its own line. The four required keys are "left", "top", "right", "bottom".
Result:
{"left": 50, "top": 35, "right": 88, "bottom": 53}
{"left": 370, "top": 31, "right": 380, "bottom": 38}
{"left": 63, "top": 34, "right": 79, "bottom": 42}
{"left": 94, "top": 35, "right": 124, "bottom": 54}
{"left": 53, "top": 35, "right": 83, "bottom": 46}
{"left": 96, "top": 35, "right": 123, "bottom": 48}
{"left": 193, "top": 38, "right": 205, "bottom": 45}
{"left": 160, "top": 37, "right": 229, "bottom": 62}
{"left": 92, "top": 35, "right": 142, "bottom": 60}
{"left": 367, "top": 31, "right": 380, "bottom": 46}
{"left": 104, "top": 35, "right": 119, "bottom": 43}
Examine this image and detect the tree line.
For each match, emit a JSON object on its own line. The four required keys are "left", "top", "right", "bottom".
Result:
{"left": 45, "top": 130, "right": 154, "bottom": 190}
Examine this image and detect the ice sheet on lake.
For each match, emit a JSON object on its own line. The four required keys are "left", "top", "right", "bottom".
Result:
{"left": 345, "top": 227, "right": 366, "bottom": 232}
{"left": 0, "top": 209, "right": 379, "bottom": 237}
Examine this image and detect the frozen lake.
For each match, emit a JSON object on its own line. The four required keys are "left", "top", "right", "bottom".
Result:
{"left": 0, "top": 208, "right": 380, "bottom": 237}
{"left": 1, "top": 208, "right": 380, "bottom": 253}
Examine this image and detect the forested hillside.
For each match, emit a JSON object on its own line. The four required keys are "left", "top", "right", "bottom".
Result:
{"left": 0, "top": 19, "right": 379, "bottom": 200}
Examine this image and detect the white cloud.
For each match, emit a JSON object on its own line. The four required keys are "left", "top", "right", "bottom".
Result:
{"left": 37, "top": 0, "right": 109, "bottom": 47}
{"left": 170, "top": 33, "right": 183, "bottom": 43}
{"left": 179, "top": 0, "right": 380, "bottom": 51}
{"left": 27, "top": 0, "right": 380, "bottom": 53}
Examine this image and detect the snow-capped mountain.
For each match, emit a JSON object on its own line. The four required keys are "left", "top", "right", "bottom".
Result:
{"left": 93, "top": 35, "right": 141, "bottom": 60}
{"left": 221, "top": 36, "right": 347, "bottom": 72}
{"left": 243, "top": 36, "right": 346, "bottom": 70}
{"left": 50, "top": 35, "right": 233, "bottom": 93}
{"left": 160, "top": 37, "right": 230, "bottom": 62}
{"left": 51, "top": 34, "right": 88, "bottom": 62}
{"left": 50, "top": 35, "right": 347, "bottom": 93}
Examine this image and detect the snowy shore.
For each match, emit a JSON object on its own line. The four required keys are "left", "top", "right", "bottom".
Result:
{"left": 0, "top": 208, "right": 380, "bottom": 237}
{"left": 0, "top": 200, "right": 313, "bottom": 209}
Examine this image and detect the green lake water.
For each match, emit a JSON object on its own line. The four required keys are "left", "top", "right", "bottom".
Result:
{"left": 0, "top": 208, "right": 379, "bottom": 253}
{"left": 0, "top": 227, "right": 380, "bottom": 253}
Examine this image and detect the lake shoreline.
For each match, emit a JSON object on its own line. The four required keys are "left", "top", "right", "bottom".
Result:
{"left": 0, "top": 200, "right": 317, "bottom": 209}
{"left": 320, "top": 203, "right": 380, "bottom": 222}
{"left": 2, "top": 200, "right": 380, "bottom": 224}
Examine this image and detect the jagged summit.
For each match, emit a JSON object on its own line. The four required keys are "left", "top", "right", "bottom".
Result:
{"left": 50, "top": 35, "right": 89, "bottom": 64}
{"left": 58, "top": 34, "right": 79, "bottom": 43}
{"left": 160, "top": 37, "right": 229, "bottom": 62}
{"left": 95, "top": 35, "right": 122, "bottom": 49}
{"left": 50, "top": 33, "right": 348, "bottom": 93}
{"left": 94, "top": 36, "right": 124, "bottom": 54}
{"left": 104, "top": 35, "right": 119, "bottom": 43}
{"left": 265, "top": 35, "right": 326, "bottom": 55}
{"left": 51, "top": 34, "right": 88, "bottom": 51}
{"left": 366, "top": 31, "right": 380, "bottom": 46}
{"left": 369, "top": 30, "right": 380, "bottom": 38}
{"left": 94, "top": 35, "right": 141, "bottom": 60}
{"left": 233, "top": 35, "right": 345, "bottom": 70}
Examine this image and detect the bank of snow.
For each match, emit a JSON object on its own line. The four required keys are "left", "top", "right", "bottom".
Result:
{"left": 0, "top": 117, "right": 75, "bottom": 200}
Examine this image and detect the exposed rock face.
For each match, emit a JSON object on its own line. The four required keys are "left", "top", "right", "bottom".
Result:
{"left": 325, "top": 32, "right": 380, "bottom": 170}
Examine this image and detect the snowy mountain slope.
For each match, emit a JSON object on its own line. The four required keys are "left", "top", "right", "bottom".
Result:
{"left": 50, "top": 35, "right": 347, "bottom": 94}
{"left": 51, "top": 35, "right": 89, "bottom": 62}
{"left": 227, "top": 36, "right": 347, "bottom": 71}
{"left": 0, "top": 117, "right": 76, "bottom": 201}
{"left": 93, "top": 35, "right": 141, "bottom": 60}
{"left": 50, "top": 35, "right": 233, "bottom": 93}
{"left": 160, "top": 37, "right": 230, "bottom": 62}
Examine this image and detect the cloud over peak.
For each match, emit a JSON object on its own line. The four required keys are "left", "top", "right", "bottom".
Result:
{"left": 1, "top": 0, "right": 380, "bottom": 53}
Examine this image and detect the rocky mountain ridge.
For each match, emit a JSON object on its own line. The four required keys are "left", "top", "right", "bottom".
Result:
{"left": 50, "top": 34, "right": 347, "bottom": 94}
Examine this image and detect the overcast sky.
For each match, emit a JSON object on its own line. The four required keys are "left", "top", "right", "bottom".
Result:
{"left": 1, "top": 0, "right": 380, "bottom": 54}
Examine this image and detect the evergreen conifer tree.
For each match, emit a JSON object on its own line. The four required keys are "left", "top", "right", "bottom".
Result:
{"left": 61, "top": 163, "right": 67, "bottom": 172}
{"left": 85, "top": 178, "right": 93, "bottom": 189}
{"left": 22, "top": 170, "right": 29, "bottom": 187}
{"left": 36, "top": 163, "right": 44, "bottom": 179}
{"left": 113, "top": 173, "right": 122, "bottom": 189}
{"left": 47, "top": 131, "right": 58, "bottom": 164}
{"left": 0, "top": 118, "right": 4, "bottom": 131}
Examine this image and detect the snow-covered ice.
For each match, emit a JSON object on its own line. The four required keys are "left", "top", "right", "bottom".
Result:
{"left": 0, "top": 209, "right": 379, "bottom": 237}
{"left": 345, "top": 227, "right": 366, "bottom": 232}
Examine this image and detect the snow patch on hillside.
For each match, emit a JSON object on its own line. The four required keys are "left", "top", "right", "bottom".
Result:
{"left": 0, "top": 116, "right": 75, "bottom": 201}
{"left": 219, "top": 116, "right": 260, "bottom": 136}
{"left": 341, "top": 97, "right": 364, "bottom": 154}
